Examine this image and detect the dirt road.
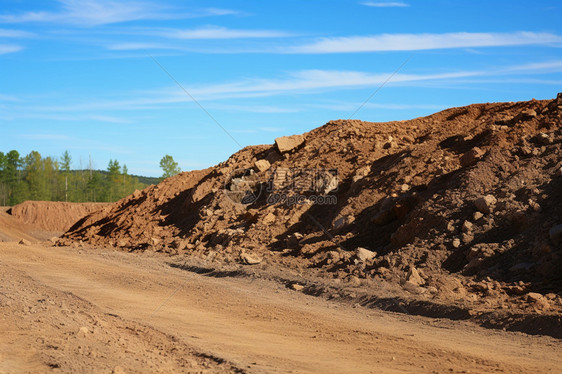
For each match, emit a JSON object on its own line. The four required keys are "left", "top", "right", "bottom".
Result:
{"left": 0, "top": 242, "right": 560, "bottom": 373}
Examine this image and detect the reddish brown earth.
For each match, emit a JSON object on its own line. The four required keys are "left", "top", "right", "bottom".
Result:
{"left": 9, "top": 201, "right": 110, "bottom": 232}
{"left": 1, "top": 242, "right": 561, "bottom": 373}
{"left": 59, "top": 94, "right": 562, "bottom": 338}
{"left": 0, "top": 208, "right": 42, "bottom": 242}
{"left": 1, "top": 95, "right": 561, "bottom": 372}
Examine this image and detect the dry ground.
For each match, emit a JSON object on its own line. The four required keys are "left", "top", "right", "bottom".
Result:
{"left": 1, "top": 241, "right": 560, "bottom": 374}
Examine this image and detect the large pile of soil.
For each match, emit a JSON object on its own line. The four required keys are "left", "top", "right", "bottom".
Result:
{"left": 62, "top": 94, "right": 562, "bottom": 327}
{"left": 0, "top": 209, "right": 41, "bottom": 242}
{"left": 10, "top": 201, "right": 111, "bottom": 232}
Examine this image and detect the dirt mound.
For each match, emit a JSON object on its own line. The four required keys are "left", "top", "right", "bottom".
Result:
{"left": 62, "top": 94, "right": 562, "bottom": 330}
{"left": 0, "top": 210, "right": 42, "bottom": 243}
{"left": 10, "top": 201, "right": 111, "bottom": 232}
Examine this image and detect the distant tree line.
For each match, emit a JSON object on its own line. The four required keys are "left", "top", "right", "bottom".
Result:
{"left": 0, "top": 150, "right": 159, "bottom": 206}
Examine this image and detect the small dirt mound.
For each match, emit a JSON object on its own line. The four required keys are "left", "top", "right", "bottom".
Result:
{"left": 62, "top": 94, "right": 562, "bottom": 331}
{"left": 0, "top": 210, "right": 41, "bottom": 242}
{"left": 10, "top": 201, "right": 111, "bottom": 232}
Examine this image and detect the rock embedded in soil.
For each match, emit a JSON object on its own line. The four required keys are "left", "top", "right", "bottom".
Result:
{"left": 535, "top": 133, "right": 551, "bottom": 145}
{"left": 460, "top": 147, "right": 485, "bottom": 167}
{"left": 516, "top": 109, "right": 537, "bottom": 121}
{"left": 452, "top": 238, "right": 461, "bottom": 249}
{"left": 462, "top": 220, "right": 474, "bottom": 233}
{"left": 527, "top": 292, "right": 544, "bottom": 303}
{"left": 355, "top": 247, "right": 376, "bottom": 263}
{"left": 473, "top": 212, "right": 484, "bottom": 221}
{"left": 406, "top": 266, "right": 424, "bottom": 286}
{"left": 263, "top": 212, "right": 276, "bottom": 225}
{"left": 291, "top": 283, "right": 304, "bottom": 291}
{"left": 240, "top": 253, "right": 262, "bottom": 265}
{"left": 474, "top": 195, "right": 497, "bottom": 214}
{"left": 254, "top": 159, "right": 271, "bottom": 172}
{"left": 287, "top": 232, "right": 303, "bottom": 248}
{"left": 333, "top": 215, "right": 354, "bottom": 230}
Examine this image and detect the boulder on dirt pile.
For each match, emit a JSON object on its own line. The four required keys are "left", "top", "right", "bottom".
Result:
{"left": 405, "top": 265, "right": 424, "bottom": 286}
{"left": 240, "top": 253, "right": 262, "bottom": 265}
{"left": 291, "top": 283, "right": 304, "bottom": 291}
{"left": 515, "top": 109, "right": 537, "bottom": 122}
{"left": 355, "top": 247, "right": 376, "bottom": 262}
{"left": 287, "top": 232, "right": 303, "bottom": 248}
{"left": 263, "top": 212, "right": 276, "bottom": 225}
{"left": 535, "top": 133, "right": 551, "bottom": 145}
{"left": 462, "top": 220, "right": 474, "bottom": 233}
{"left": 460, "top": 147, "right": 485, "bottom": 167}
{"left": 474, "top": 195, "right": 497, "bottom": 214}
{"left": 275, "top": 134, "right": 305, "bottom": 154}
{"left": 527, "top": 292, "right": 544, "bottom": 303}
{"left": 254, "top": 159, "right": 271, "bottom": 172}
{"left": 333, "top": 215, "right": 354, "bottom": 230}
{"left": 18, "top": 239, "right": 31, "bottom": 246}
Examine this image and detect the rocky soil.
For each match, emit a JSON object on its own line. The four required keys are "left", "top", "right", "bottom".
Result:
{"left": 61, "top": 94, "right": 562, "bottom": 336}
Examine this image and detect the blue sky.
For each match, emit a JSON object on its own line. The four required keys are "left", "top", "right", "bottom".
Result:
{"left": 1, "top": 0, "right": 561, "bottom": 177}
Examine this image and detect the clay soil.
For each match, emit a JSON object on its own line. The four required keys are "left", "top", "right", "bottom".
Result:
{"left": 1, "top": 95, "right": 561, "bottom": 372}
{"left": 1, "top": 242, "right": 561, "bottom": 373}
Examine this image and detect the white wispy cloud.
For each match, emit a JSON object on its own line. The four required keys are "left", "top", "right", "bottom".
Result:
{"left": 0, "top": 44, "right": 23, "bottom": 54}
{"left": 0, "top": 28, "right": 34, "bottom": 38}
{"left": 259, "top": 126, "right": 285, "bottom": 132}
{"left": 361, "top": 2, "right": 409, "bottom": 7}
{"left": 87, "top": 115, "right": 132, "bottom": 123}
{"left": 307, "top": 101, "right": 445, "bottom": 111}
{"left": 106, "top": 26, "right": 294, "bottom": 51}
{"left": 201, "top": 8, "right": 240, "bottom": 17}
{"left": 0, "top": 94, "right": 20, "bottom": 102}
{"left": 0, "top": 0, "right": 238, "bottom": 26}
{"left": 107, "top": 42, "right": 179, "bottom": 51}
{"left": 205, "top": 103, "right": 300, "bottom": 113}
{"left": 287, "top": 31, "right": 562, "bottom": 53}
{"left": 161, "top": 26, "right": 294, "bottom": 40}
{"left": 4, "top": 111, "right": 132, "bottom": 124}
{"left": 180, "top": 70, "right": 479, "bottom": 99}
{"left": 501, "top": 60, "right": 562, "bottom": 73}
{"left": 4, "top": 59, "right": 561, "bottom": 116}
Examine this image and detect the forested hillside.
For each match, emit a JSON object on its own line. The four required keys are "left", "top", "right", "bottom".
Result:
{"left": 0, "top": 150, "right": 159, "bottom": 205}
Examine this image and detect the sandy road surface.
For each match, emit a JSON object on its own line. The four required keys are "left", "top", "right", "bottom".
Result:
{"left": 0, "top": 242, "right": 560, "bottom": 373}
